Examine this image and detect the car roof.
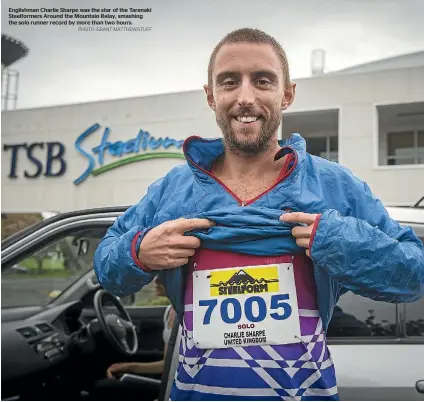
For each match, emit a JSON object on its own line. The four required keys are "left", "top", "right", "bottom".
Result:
{"left": 386, "top": 206, "right": 424, "bottom": 225}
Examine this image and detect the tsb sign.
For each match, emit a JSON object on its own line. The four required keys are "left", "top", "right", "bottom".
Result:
{"left": 3, "top": 142, "right": 67, "bottom": 179}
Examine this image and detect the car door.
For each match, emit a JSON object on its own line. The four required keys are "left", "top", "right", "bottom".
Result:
{"left": 327, "top": 222, "right": 424, "bottom": 401}
{"left": 402, "top": 225, "right": 424, "bottom": 398}
{"left": 1, "top": 210, "right": 168, "bottom": 370}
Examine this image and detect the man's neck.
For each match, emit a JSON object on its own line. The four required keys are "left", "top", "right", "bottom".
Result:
{"left": 215, "top": 141, "right": 285, "bottom": 181}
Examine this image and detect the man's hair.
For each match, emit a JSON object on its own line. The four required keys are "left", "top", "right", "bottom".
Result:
{"left": 208, "top": 28, "right": 291, "bottom": 89}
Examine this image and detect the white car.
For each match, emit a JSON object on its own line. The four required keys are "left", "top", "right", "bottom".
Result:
{"left": 163, "top": 206, "right": 424, "bottom": 401}
{"left": 325, "top": 206, "right": 424, "bottom": 400}
{"left": 1, "top": 205, "right": 423, "bottom": 401}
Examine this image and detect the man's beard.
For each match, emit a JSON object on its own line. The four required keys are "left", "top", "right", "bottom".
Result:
{"left": 216, "top": 108, "right": 282, "bottom": 156}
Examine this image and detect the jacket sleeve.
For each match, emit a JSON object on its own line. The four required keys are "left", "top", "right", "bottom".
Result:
{"left": 93, "top": 178, "right": 166, "bottom": 297}
{"left": 310, "top": 181, "right": 424, "bottom": 303}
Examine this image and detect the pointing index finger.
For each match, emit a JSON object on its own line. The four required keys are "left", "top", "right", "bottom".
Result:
{"left": 280, "top": 212, "right": 318, "bottom": 225}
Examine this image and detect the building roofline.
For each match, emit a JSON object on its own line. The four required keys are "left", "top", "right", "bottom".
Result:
{"left": 329, "top": 50, "right": 424, "bottom": 75}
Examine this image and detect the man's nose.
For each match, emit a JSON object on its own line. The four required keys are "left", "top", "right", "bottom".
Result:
{"left": 237, "top": 79, "right": 256, "bottom": 107}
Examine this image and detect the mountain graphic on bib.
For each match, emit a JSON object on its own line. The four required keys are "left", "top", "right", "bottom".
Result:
{"left": 212, "top": 270, "right": 279, "bottom": 287}
{"left": 228, "top": 270, "right": 256, "bottom": 285}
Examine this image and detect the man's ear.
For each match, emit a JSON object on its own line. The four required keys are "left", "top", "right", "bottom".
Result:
{"left": 281, "top": 82, "right": 296, "bottom": 110}
{"left": 204, "top": 84, "right": 216, "bottom": 111}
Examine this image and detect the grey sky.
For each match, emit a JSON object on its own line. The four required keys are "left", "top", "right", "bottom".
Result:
{"left": 2, "top": 0, "right": 424, "bottom": 110}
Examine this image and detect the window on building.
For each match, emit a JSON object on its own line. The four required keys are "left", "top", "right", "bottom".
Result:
{"left": 378, "top": 102, "right": 424, "bottom": 166}
{"left": 327, "top": 291, "right": 397, "bottom": 338}
{"left": 282, "top": 109, "right": 339, "bottom": 163}
{"left": 386, "top": 131, "right": 424, "bottom": 165}
{"left": 419, "top": 130, "right": 424, "bottom": 163}
{"left": 306, "top": 135, "right": 339, "bottom": 162}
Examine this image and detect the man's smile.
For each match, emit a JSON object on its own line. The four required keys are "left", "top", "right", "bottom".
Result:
{"left": 233, "top": 115, "right": 262, "bottom": 125}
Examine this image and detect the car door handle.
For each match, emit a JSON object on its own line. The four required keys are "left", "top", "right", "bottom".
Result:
{"left": 416, "top": 380, "right": 424, "bottom": 393}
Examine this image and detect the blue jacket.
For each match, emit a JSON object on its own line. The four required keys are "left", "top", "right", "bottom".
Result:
{"left": 94, "top": 134, "right": 424, "bottom": 331}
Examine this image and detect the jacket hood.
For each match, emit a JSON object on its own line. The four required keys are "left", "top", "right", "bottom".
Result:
{"left": 182, "top": 133, "right": 308, "bottom": 184}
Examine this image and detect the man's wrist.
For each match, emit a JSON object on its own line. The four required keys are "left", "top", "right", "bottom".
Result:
{"left": 131, "top": 231, "right": 153, "bottom": 272}
{"left": 309, "top": 213, "right": 322, "bottom": 251}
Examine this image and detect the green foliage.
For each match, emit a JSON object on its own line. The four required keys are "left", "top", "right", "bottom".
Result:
{"left": 6, "top": 271, "right": 73, "bottom": 279}
{"left": 8, "top": 257, "right": 70, "bottom": 279}
{"left": 20, "top": 257, "right": 65, "bottom": 271}
{"left": 135, "top": 296, "right": 171, "bottom": 306}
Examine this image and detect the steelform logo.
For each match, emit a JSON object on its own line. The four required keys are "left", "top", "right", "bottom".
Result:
{"left": 209, "top": 266, "right": 280, "bottom": 296}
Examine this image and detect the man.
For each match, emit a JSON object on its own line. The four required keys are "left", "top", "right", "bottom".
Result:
{"left": 94, "top": 28, "right": 424, "bottom": 400}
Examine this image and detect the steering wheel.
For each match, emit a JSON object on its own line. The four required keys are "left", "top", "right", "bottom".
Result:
{"left": 93, "top": 289, "right": 138, "bottom": 355}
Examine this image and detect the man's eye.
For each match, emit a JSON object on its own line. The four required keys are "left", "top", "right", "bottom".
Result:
{"left": 223, "top": 80, "right": 237, "bottom": 86}
{"left": 257, "top": 79, "right": 271, "bottom": 86}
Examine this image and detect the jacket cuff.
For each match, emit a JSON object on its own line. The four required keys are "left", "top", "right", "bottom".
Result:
{"left": 309, "top": 213, "right": 322, "bottom": 253}
{"left": 131, "top": 230, "right": 153, "bottom": 272}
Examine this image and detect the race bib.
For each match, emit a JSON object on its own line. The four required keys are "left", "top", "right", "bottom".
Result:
{"left": 193, "top": 263, "right": 301, "bottom": 349}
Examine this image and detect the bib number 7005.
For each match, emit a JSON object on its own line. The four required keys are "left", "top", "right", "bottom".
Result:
{"left": 199, "top": 294, "right": 292, "bottom": 325}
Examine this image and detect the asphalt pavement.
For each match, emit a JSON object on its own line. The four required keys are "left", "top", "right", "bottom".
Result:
{"left": 1, "top": 276, "right": 74, "bottom": 307}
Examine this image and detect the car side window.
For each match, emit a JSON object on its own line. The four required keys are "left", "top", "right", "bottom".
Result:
{"left": 405, "top": 297, "right": 424, "bottom": 337}
{"left": 327, "top": 291, "right": 397, "bottom": 338}
{"left": 1, "top": 229, "right": 105, "bottom": 308}
{"left": 405, "top": 235, "right": 424, "bottom": 337}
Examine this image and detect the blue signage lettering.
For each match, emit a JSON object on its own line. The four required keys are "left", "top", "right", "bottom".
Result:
{"left": 3, "top": 142, "right": 67, "bottom": 179}
{"left": 45, "top": 142, "right": 67, "bottom": 177}
{"left": 25, "top": 143, "right": 44, "bottom": 178}
{"left": 74, "top": 123, "right": 184, "bottom": 185}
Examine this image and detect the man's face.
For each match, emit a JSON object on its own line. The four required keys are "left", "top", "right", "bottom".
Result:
{"left": 205, "top": 42, "right": 295, "bottom": 155}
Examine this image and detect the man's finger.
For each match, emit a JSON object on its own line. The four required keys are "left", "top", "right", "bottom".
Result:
{"left": 174, "top": 218, "right": 215, "bottom": 233}
{"left": 170, "top": 248, "right": 196, "bottom": 258}
{"left": 296, "top": 238, "right": 310, "bottom": 248}
{"left": 174, "top": 235, "right": 202, "bottom": 249}
{"left": 280, "top": 212, "right": 317, "bottom": 225}
{"left": 292, "top": 226, "right": 311, "bottom": 238}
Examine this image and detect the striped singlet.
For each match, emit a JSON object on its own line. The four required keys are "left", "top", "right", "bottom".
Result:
{"left": 170, "top": 249, "right": 339, "bottom": 401}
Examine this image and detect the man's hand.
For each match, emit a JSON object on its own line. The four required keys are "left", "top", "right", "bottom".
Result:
{"left": 280, "top": 212, "right": 319, "bottom": 257}
{"left": 138, "top": 218, "right": 215, "bottom": 270}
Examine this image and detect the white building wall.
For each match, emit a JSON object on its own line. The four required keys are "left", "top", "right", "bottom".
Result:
{"left": 1, "top": 90, "right": 218, "bottom": 212}
{"left": 1, "top": 66, "right": 424, "bottom": 212}
{"left": 290, "top": 66, "right": 424, "bottom": 205}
